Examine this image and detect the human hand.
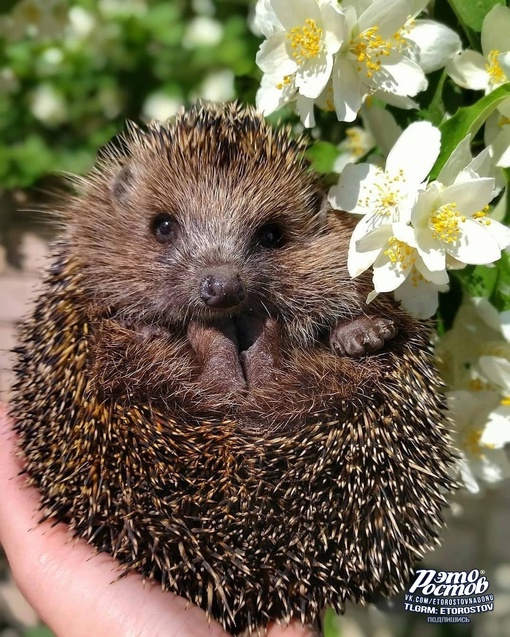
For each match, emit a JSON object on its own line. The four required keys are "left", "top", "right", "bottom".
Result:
{"left": 0, "top": 406, "right": 314, "bottom": 637}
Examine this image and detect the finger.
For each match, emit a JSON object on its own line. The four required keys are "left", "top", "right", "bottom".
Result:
{"left": 0, "top": 406, "right": 230, "bottom": 637}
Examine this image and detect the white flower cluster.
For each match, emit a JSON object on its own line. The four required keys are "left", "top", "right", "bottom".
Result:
{"left": 0, "top": 0, "right": 68, "bottom": 41}
{"left": 437, "top": 298, "right": 510, "bottom": 492}
{"left": 254, "top": 0, "right": 461, "bottom": 125}
{"left": 328, "top": 123, "right": 510, "bottom": 318}
{"left": 447, "top": 4, "right": 510, "bottom": 168}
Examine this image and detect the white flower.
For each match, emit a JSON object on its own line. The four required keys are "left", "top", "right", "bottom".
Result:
{"left": 182, "top": 16, "right": 223, "bottom": 48}
{"left": 478, "top": 356, "right": 510, "bottom": 450}
{"left": 412, "top": 177, "right": 510, "bottom": 274}
{"left": 335, "top": 0, "right": 460, "bottom": 120}
{"left": 437, "top": 297, "right": 510, "bottom": 391}
{"left": 256, "top": 0, "right": 460, "bottom": 123}
{"left": 448, "top": 389, "right": 510, "bottom": 493}
{"left": 67, "top": 6, "right": 95, "bottom": 39}
{"left": 354, "top": 220, "right": 449, "bottom": 292}
{"left": 0, "top": 0, "right": 68, "bottom": 40}
{"left": 30, "top": 83, "right": 67, "bottom": 124}
{"left": 438, "top": 303, "right": 510, "bottom": 491}
{"left": 447, "top": 4, "right": 510, "bottom": 118}
{"left": 485, "top": 111, "right": 510, "bottom": 168}
{"left": 393, "top": 269, "right": 448, "bottom": 319}
{"left": 251, "top": 0, "right": 281, "bottom": 37}
{"left": 332, "top": 105, "right": 402, "bottom": 173}
{"left": 329, "top": 121, "right": 441, "bottom": 256}
{"left": 333, "top": 126, "right": 375, "bottom": 173}
{"left": 256, "top": 0, "right": 346, "bottom": 101}
{"left": 196, "top": 70, "right": 235, "bottom": 102}
{"left": 142, "top": 93, "right": 183, "bottom": 122}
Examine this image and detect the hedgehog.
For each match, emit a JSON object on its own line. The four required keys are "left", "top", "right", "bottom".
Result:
{"left": 12, "top": 102, "right": 455, "bottom": 636}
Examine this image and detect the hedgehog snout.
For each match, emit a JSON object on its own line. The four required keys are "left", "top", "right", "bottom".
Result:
{"left": 199, "top": 269, "right": 246, "bottom": 309}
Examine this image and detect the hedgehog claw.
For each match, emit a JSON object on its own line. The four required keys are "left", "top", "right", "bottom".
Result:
{"left": 330, "top": 316, "right": 398, "bottom": 358}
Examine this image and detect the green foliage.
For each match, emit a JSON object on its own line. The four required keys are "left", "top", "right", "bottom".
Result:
{"left": 0, "top": 0, "right": 260, "bottom": 189}
{"left": 448, "top": 0, "right": 505, "bottom": 31}
{"left": 307, "top": 141, "right": 341, "bottom": 173}
{"left": 430, "top": 83, "right": 510, "bottom": 179}
{"left": 23, "top": 627, "right": 55, "bottom": 637}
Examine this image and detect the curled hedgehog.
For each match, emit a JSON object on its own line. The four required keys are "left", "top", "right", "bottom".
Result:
{"left": 12, "top": 102, "right": 455, "bottom": 635}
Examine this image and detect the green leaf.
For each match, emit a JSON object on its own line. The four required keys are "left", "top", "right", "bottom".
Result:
{"left": 430, "top": 83, "right": 510, "bottom": 179}
{"left": 447, "top": 0, "right": 504, "bottom": 32}
{"left": 0, "top": 0, "right": 18, "bottom": 15}
{"left": 306, "top": 141, "right": 340, "bottom": 173}
{"left": 502, "top": 167, "right": 510, "bottom": 226}
{"left": 23, "top": 626, "right": 55, "bottom": 637}
{"left": 491, "top": 251, "right": 510, "bottom": 311}
{"left": 419, "top": 70, "right": 448, "bottom": 127}
{"left": 452, "top": 264, "right": 499, "bottom": 298}
{"left": 323, "top": 608, "right": 341, "bottom": 637}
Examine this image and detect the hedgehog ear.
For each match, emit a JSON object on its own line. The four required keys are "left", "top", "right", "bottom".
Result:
{"left": 111, "top": 163, "right": 139, "bottom": 206}
{"left": 309, "top": 190, "right": 329, "bottom": 222}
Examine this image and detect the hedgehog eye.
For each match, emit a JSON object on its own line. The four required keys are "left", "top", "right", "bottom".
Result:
{"left": 151, "top": 213, "right": 177, "bottom": 243}
{"left": 255, "top": 223, "right": 285, "bottom": 250}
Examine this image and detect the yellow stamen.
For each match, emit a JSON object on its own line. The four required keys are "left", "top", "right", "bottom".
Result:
{"left": 469, "top": 378, "right": 486, "bottom": 391}
{"left": 501, "top": 397, "right": 510, "bottom": 406}
{"left": 275, "top": 75, "right": 292, "bottom": 90}
{"left": 350, "top": 24, "right": 409, "bottom": 78}
{"left": 463, "top": 429, "right": 483, "bottom": 456}
{"left": 344, "top": 129, "right": 366, "bottom": 158}
{"left": 472, "top": 205, "right": 491, "bottom": 227}
{"left": 383, "top": 236, "right": 415, "bottom": 270}
{"left": 430, "top": 203, "right": 465, "bottom": 243}
{"left": 288, "top": 19, "right": 323, "bottom": 64}
{"left": 486, "top": 50, "right": 507, "bottom": 86}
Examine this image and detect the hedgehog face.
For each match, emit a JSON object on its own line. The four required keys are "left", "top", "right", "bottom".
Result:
{"left": 68, "top": 111, "right": 333, "bottom": 337}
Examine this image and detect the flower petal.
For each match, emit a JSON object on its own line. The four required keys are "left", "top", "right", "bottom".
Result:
{"left": 256, "top": 33, "right": 297, "bottom": 75}
{"left": 348, "top": 223, "right": 393, "bottom": 277}
{"left": 366, "top": 51, "right": 427, "bottom": 97}
{"left": 479, "top": 356, "right": 510, "bottom": 391}
{"left": 271, "top": 0, "right": 321, "bottom": 30}
{"left": 328, "top": 162, "right": 381, "bottom": 213}
{"left": 437, "top": 134, "right": 472, "bottom": 186}
{"left": 372, "top": 251, "right": 410, "bottom": 292}
{"left": 414, "top": 227, "right": 446, "bottom": 272}
{"left": 256, "top": 72, "right": 295, "bottom": 114}
{"left": 332, "top": 56, "right": 364, "bottom": 122}
{"left": 481, "top": 4, "right": 510, "bottom": 57}
{"left": 407, "top": 20, "right": 461, "bottom": 73}
{"left": 322, "top": 2, "right": 347, "bottom": 54}
{"left": 491, "top": 124, "right": 510, "bottom": 168}
{"left": 480, "top": 406, "right": 510, "bottom": 448}
{"left": 371, "top": 90, "right": 418, "bottom": 110}
{"left": 447, "top": 50, "right": 489, "bottom": 91}
{"left": 393, "top": 273, "right": 445, "bottom": 318}
{"left": 452, "top": 218, "right": 502, "bottom": 264}
{"left": 439, "top": 178, "right": 495, "bottom": 216}
{"left": 386, "top": 121, "right": 440, "bottom": 185}
{"left": 295, "top": 93, "right": 315, "bottom": 127}
{"left": 358, "top": 0, "right": 426, "bottom": 38}
{"left": 295, "top": 51, "right": 333, "bottom": 99}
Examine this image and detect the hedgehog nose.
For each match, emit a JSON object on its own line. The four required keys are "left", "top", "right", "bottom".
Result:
{"left": 200, "top": 272, "right": 246, "bottom": 308}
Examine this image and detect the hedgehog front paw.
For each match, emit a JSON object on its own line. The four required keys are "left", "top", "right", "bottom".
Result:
{"left": 330, "top": 315, "right": 398, "bottom": 358}
{"left": 240, "top": 317, "right": 281, "bottom": 389}
{"left": 187, "top": 321, "right": 246, "bottom": 393}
